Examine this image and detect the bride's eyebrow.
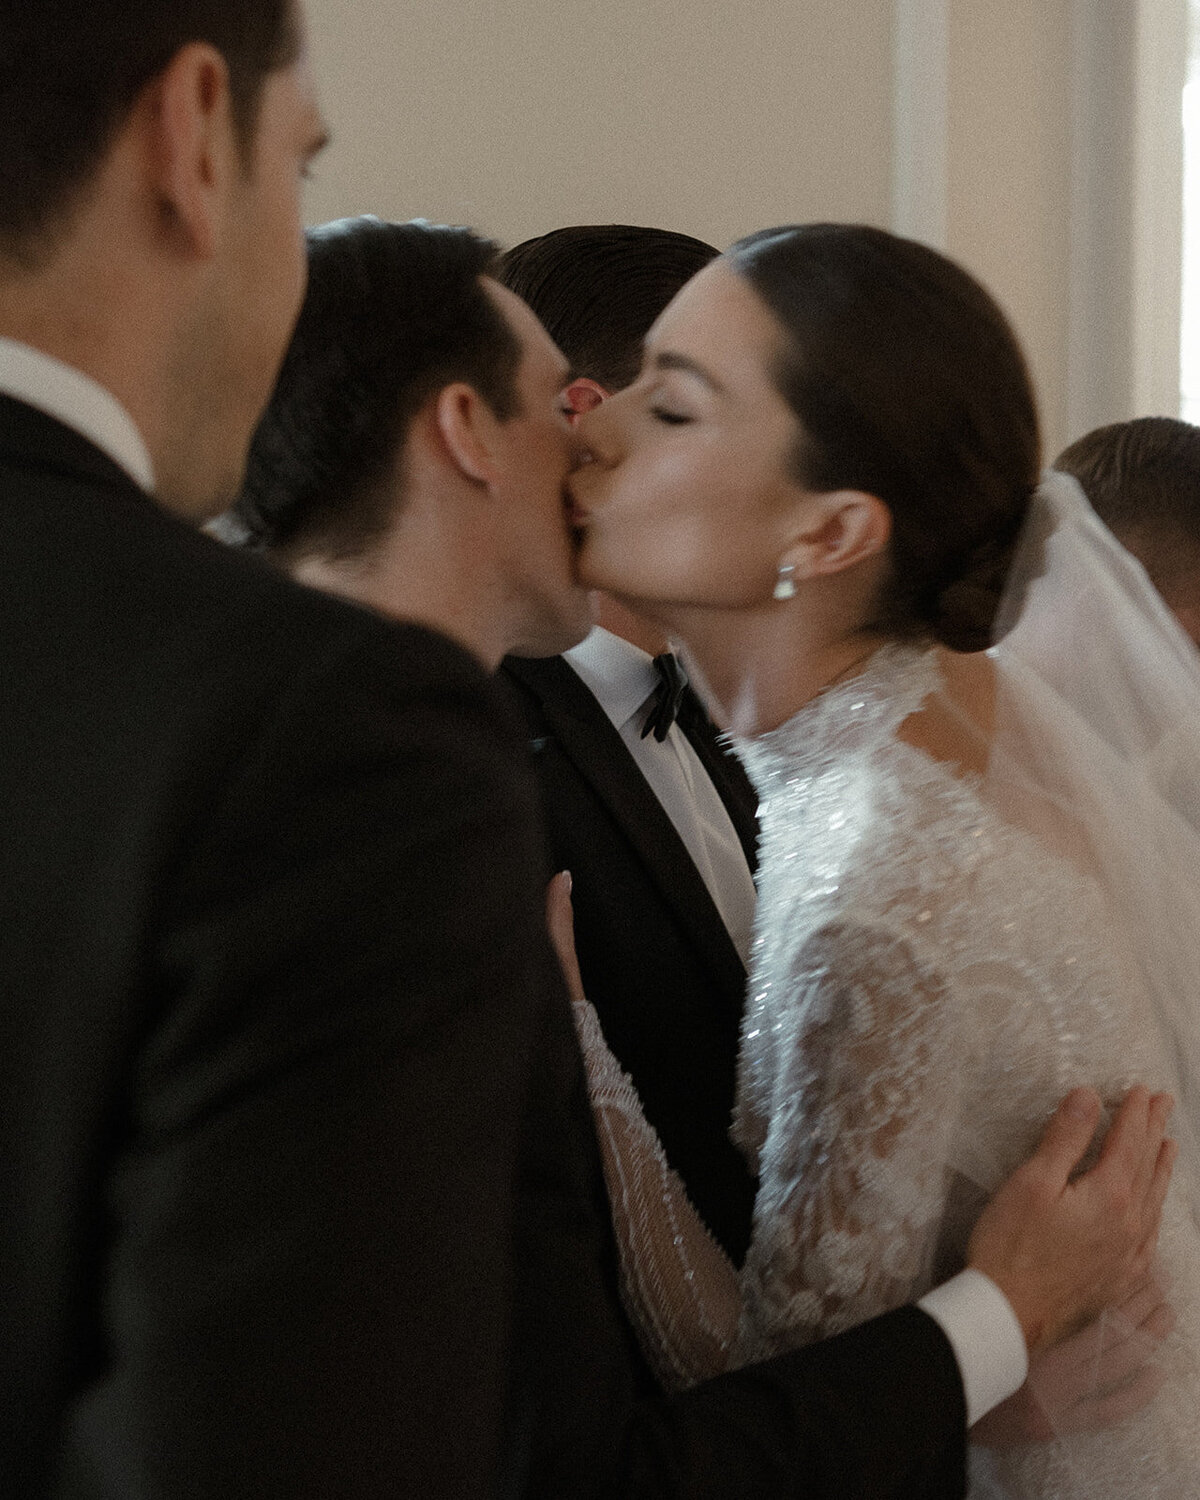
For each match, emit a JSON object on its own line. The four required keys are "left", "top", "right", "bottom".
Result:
{"left": 648, "top": 350, "right": 726, "bottom": 395}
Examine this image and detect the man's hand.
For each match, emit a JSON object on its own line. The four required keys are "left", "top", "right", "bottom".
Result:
{"left": 966, "top": 1086, "right": 1176, "bottom": 1355}
{"left": 972, "top": 1269, "right": 1176, "bottom": 1445}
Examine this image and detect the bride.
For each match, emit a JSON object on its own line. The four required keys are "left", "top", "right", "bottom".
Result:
{"left": 562, "top": 223, "right": 1200, "bottom": 1496}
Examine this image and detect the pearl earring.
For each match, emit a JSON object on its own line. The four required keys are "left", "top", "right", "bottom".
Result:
{"left": 773, "top": 563, "right": 797, "bottom": 601}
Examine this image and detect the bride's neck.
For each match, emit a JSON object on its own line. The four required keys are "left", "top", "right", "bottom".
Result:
{"left": 667, "top": 606, "right": 889, "bottom": 736}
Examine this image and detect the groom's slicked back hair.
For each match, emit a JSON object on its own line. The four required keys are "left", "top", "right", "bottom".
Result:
{"left": 498, "top": 224, "right": 718, "bottom": 393}
{"left": 228, "top": 216, "right": 522, "bottom": 563}
{"left": 0, "top": 0, "right": 298, "bottom": 261}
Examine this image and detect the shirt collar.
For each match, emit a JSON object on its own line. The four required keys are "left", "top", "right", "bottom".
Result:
{"left": 0, "top": 337, "right": 155, "bottom": 492}
{"left": 564, "top": 625, "right": 664, "bottom": 731}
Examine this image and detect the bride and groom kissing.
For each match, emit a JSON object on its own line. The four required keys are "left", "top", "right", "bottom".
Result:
{"left": 216, "top": 210, "right": 1190, "bottom": 1496}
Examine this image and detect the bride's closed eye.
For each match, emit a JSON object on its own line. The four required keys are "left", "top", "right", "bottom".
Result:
{"left": 650, "top": 407, "right": 692, "bottom": 426}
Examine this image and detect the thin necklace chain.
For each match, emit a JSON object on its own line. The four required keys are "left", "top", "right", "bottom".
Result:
{"left": 820, "top": 644, "right": 881, "bottom": 695}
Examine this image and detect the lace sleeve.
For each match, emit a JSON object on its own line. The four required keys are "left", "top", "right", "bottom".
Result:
{"left": 738, "top": 919, "right": 966, "bottom": 1362}
{"left": 571, "top": 997, "right": 743, "bottom": 1391}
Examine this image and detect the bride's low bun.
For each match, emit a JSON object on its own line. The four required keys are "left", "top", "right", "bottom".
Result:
{"left": 924, "top": 501, "right": 1031, "bottom": 650}
{"left": 927, "top": 550, "right": 1012, "bottom": 651}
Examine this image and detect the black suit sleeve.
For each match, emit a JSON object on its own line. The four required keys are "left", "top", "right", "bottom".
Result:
{"left": 615, "top": 1306, "right": 968, "bottom": 1499}
{"left": 56, "top": 624, "right": 547, "bottom": 1500}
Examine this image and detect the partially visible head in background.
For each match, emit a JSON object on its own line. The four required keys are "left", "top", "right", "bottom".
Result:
{"left": 1055, "top": 417, "right": 1200, "bottom": 645}
{"left": 498, "top": 223, "right": 718, "bottom": 409}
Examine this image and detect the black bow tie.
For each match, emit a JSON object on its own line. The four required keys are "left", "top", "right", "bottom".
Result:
{"left": 641, "top": 652, "right": 688, "bottom": 742}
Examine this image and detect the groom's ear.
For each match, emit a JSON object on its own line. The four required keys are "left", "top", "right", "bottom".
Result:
{"left": 784, "top": 490, "right": 891, "bottom": 578}
{"left": 561, "top": 377, "right": 609, "bottom": 426}
{"left": 431, "top": 382, "right": 503, "bottom": 486}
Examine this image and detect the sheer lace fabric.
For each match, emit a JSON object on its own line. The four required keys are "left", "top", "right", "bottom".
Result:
{"left": 574, "top": 641, "right": 1200, "bottom": 1498}
{"left": 572, "top": 997, "right": 741, "bottom": 1389}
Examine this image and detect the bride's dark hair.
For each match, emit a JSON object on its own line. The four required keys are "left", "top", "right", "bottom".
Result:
{"left": 725, "top": 224, "right": 1041, "bottom": 652}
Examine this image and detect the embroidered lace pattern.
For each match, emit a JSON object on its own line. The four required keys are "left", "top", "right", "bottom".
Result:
{"left": 573, "top": 643, "right": 1200, "bottom": 1498}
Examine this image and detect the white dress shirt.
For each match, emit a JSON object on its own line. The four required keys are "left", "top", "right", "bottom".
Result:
{"left": 0, "top": 337, "right": 154, "bottom": 491}
{"left": 919, "top": 1269, "right": 1028, "bottom": 1425}
{"left": 563, "top": 626, "right": 758, "bottom": 965}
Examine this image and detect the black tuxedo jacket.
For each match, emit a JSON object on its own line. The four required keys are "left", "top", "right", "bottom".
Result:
{"left": 2, "top": 395, "right": 967, "bottom": 1498}
{"left": 500, "top": 652, "right": 759, "bottom": 1263}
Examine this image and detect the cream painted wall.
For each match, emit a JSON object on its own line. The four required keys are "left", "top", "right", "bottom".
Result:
{"left": 890, "top": 0, "right": 1184, "bottom": 456}
{"left": 301, "top": 0, "right": 894, "bottom": 250}
{"left": 299, "top": 0, "right": 1185, "bottom": 456}
{"left": 913, "top": 0, "right": 1185, "bottom": 455}
{"left": 945, "top": 3, "right": 1075, "bottom": 453}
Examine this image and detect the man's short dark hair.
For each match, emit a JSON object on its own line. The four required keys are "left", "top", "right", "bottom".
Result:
{"left": 1055, "top": 417, "right": 1200, "bottom": 601}
{"left": 228, "top": 216, "right": 522, "bottom": 563}
{"left": 0, "top": 0, "right": 298, "bottom": 262}
{"left": 497, "top": 224, "right": 717, "bottom": 392}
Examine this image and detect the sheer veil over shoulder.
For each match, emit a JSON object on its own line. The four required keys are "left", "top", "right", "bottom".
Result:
{"left": 991, "top": 470, "right": 1200, "bottom": 1164}
{"left": 573, "top": 471, "right": 1200, "bottom": 1498}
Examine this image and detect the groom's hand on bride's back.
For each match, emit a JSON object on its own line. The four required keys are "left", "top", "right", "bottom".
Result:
{"left": 966, "top": 1085, "right": 1176, "bottom": 1356}
{"left": 971, "top": 1267, "right": 1175, "bottom": 1445}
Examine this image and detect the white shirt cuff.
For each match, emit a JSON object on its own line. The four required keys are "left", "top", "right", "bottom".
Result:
{"left": 918, "top": 1269, "right": 1029, "bottom": 1426}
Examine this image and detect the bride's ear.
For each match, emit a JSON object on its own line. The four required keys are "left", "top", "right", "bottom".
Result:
{"left": 781, "top": 490, "right": 891, "bottom": 579}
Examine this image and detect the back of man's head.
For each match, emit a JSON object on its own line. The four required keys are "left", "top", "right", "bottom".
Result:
{"left": 1054, "top": 417, "right": 1200, "bottom": 634}
{"left": 498, "top": 224, "right": 717, "bottom": 392}
{"left": 229, "top": 216, "right": 522, "bottom": 562}
{"left": 0, "top": 0, "right": 297, "bottom": 266}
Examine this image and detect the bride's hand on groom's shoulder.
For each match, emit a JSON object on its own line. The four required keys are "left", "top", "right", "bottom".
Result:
{"left": 966, "top": 1085, "right": 1177, "bottom": 1357}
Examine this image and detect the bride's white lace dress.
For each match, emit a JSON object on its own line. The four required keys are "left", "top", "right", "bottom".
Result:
{"left": 578, "top": 641, "right": 1200, "bottom": 1498}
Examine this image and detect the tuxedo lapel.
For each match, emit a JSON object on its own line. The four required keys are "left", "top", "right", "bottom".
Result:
{"left": 503, "top": 654, "right": 750, "bottom": 1012}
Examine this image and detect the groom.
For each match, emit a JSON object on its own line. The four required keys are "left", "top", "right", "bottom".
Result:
{"left": 224, "top": 213, "right": 1177, "bottom": 1497}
